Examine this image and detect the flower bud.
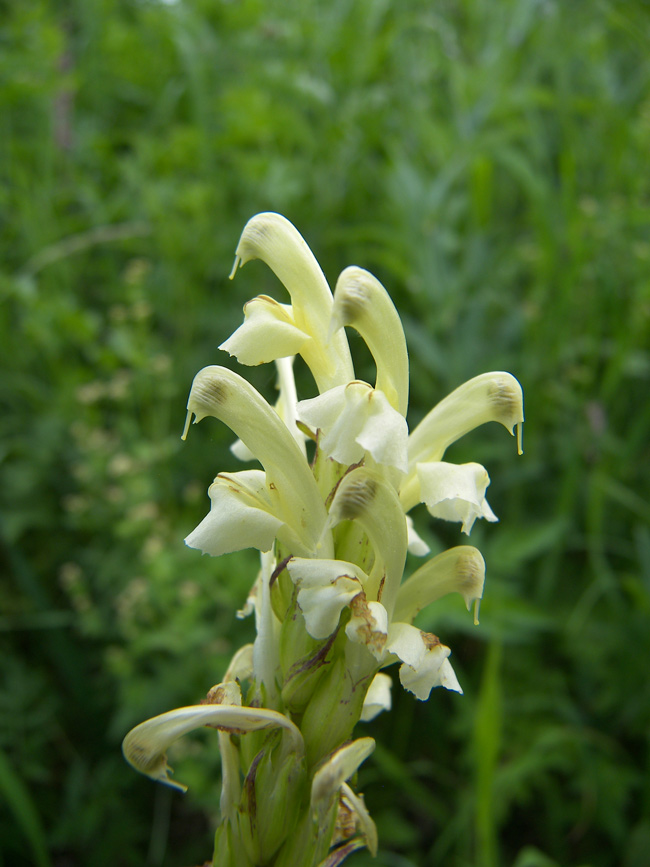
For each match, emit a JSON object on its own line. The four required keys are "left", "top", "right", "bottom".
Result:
{"left": 238, "top": 737, "right": 307, "bottom": 862}
{"left": 279, "top": 610, "right": 333, "bottom": 714}
{"left": 300, "top": 657, "right": 373, "bottom": 766}
{"left": 213, "top": 818, "right": 255, "bottom": 867}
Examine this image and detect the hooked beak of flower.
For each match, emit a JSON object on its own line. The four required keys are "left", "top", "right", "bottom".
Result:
{"left": 183, "top": 365, "right": 333, "bottom": 558}
{"left": 223, "top": 212, "right": 354, "bottom": 392}
{"left": 122, "top": 684, "right": 304, "bottom": 793}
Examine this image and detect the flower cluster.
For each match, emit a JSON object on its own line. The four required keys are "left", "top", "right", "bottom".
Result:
{"left": 122, "top": 213, "right": 524, "bottom": 866}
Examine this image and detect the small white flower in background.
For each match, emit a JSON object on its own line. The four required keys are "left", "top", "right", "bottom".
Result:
{"left": 122, "top": 213, "right": 524, "bottom": 866}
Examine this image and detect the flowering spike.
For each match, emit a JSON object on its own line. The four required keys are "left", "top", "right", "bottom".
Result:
{"left": 124, "top": 213, "right": 524, "bottom": 865}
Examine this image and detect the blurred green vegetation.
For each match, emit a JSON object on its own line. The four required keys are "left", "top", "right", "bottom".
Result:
{"left": 1, "top": 0, "right": 649, "bottom": 865}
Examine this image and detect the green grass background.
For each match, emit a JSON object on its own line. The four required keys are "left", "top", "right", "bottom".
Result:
{"left": 1, "top": 1, "right": 649, "bottom": 865}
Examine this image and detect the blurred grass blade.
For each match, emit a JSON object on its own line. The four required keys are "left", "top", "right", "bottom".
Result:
{"left": 473, "top": 641, "right": 502, "bottom": 867}
{"left": 512, "top": 846, "right": 560, "bottom": 867}
{"left": 0, "top": 747, "right": 51, "bottom": 867}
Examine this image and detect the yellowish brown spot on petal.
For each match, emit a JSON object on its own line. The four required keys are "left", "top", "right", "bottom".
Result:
{"left": 421, "top": 631, "right": 442, "bottom": 651}
{"left": 350, "top": 593, "right": 387, "bottom": 655}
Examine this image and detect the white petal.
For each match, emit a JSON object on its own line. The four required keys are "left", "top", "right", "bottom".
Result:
{"left": 417, "top": 461, "right": 498, "bottom": 534}
{"left": 219, "top": 295, "right": 310, "bottom": 365}
{"left": 406, "top": 515, "right": 430, "bottom": 556}
{"left": 438, "top": 658, "right": 463, "bottom": 693}
{"left": 230, "top": 437, "right": 255, "bottom": 461}
{"left": 384, "top": 622, "right": 462, "bottom": 699}
{"left": 360, "top": 672, "right": 392, "bottom": 722}
{"left": 236, "top": 574, "right": 259, "bottom": 619}
{"left": 297, "top": 381, "right": 408, "bottom": 472}
{"left": 384, "top": 622, "right": 428, "bottom": 669}
{"left": 287, "top": 558, "right": 368, "bottom": 639}
{"left": 298, "top": 384, "right": 365, "bottom": 465}
{"left": 398, "top": 648, "right": 462, "bottom": 700}
{"left": 357, "top": 388, "right": 409, "bottom": 472}
{"left": 185, "top": 471, "right": 283, "bottom": 556}
{"left": 298, "top": 579, "right": 361, "bottom": 639}
{"left": 287, "top": 557, "right": 369, "bottom": 587}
